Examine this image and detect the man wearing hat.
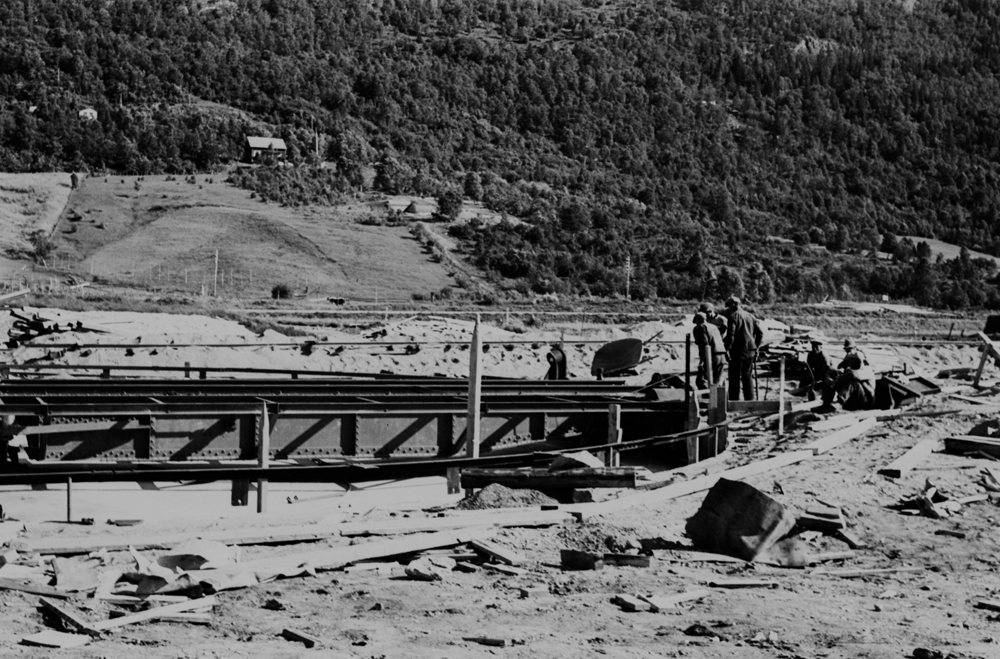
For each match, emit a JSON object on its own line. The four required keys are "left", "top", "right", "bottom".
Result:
{"left": 802, "top": 338, "right": 835, "bottom": 401}
{"left": 724, "top": 296, "right": 763, "bottom": 401}
{"left": 693, "top": 312, "right": 727, "bottom": 391}
{"left": 698, "top": 302, "right": 728, "bottom": 341}
{"left": 820, "top": 338, "right": 875, "bottom": 411}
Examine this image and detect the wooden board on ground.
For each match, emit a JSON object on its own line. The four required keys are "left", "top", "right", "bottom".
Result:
{"left": 469, "top": 539, "right": 526, "bottom": 566}
{"left": 802, "top": 417, "right": 879, "bottom": 455}
{"left": 93, "top": 596, "right": 217, "bottom": 631}
{"left": 338, "top": 510, "right": 571, "bottom": 537}
{"left": 879, "top": 439, "right": 941, "bottom": 478}
{"left": 638, "top": 589, "right": 709, "bottom": 612}
{"left": 460, "top": 467, "right": 638, "bottom": 490}
{"left": 38, "top": 597, "right": 102, "bottom": 637}
{"left": 21, "top": 630, "right": 92, "bottom": 648}
{"left": 0, "top": 578, "right": 73, "bottom": 599}
{"left": 944, "top": 435, "right": 1000, "bottom": 459}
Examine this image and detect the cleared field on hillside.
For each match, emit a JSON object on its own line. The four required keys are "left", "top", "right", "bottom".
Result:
{"left": 902, "top": 235, "right": 1000, "bottom": 269}
{"left": 51, "top": 174, "right": 458, "bottom": 300}
{"left": 0, "top": 172, "right": 74, "bottom": 274}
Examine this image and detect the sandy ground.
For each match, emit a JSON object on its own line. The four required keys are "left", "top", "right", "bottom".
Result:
{"left": 0, "top": 309, "right": 998, "bottom": 658}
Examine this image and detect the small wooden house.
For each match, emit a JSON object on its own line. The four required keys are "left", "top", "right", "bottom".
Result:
{"left": 245, "top": 136, "right": 287, "bottom": 163}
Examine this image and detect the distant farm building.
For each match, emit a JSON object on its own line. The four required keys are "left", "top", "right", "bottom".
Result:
{"left": 78, "top": 107, "right": 97, "bottom": 122}
{"left": 245, "top": 136, "right": 287, "bottom": 163}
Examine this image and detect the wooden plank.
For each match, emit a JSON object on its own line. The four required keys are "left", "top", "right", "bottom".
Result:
{"left": 945, "top": 435, "right": 1000, "bottom": 459}
{"left": 802, "top": 417, "right": 878, "bottom": 455}
{"left": 728, "top": 400, "right": 789, "bottom": 415}
{"left": 282, "top": 628, "right": 321, "bottom": 648}
{"left": 257, "top": 404, "right": 270, "bottom": 514}
{"left": 17, "top": 522, "right": 347, "bottom": 556}
{"left": 638, "top": 589, "right": 709, "bottom": 612}
{"left": 482, "top": 563, "right": 527, "bottom": 576}
{"left": 565, "top": 450, "right": 814, "bottom": 520}
{"left": 602, "top": 554, "right": 651, "bottom": 568}
{"left": 879, "top": 439, "right": 940, "bottom": 478}
{"left": 469, "top": 539, "right": 525, "bottom": 566}
{"left": 806, "top": 551, "right": 856, "bottom": 564}
{"left": 833, "top": 529, "right": 867, "bottom": 550}
{"left": 611, "top": 594, "right": 650, "bottom": 612}
{"left": 93, "top": 596, "right": 217, "bottom": 631}
{"left": 949, "top": 394, "right": 990, "bottom": 405}
{"left": 464, "top": 636, "right": 513, "bottom": 647}
{"left": 21, "top": 630, "right": 92, "bottom": 648}
{"left": 707, "top": 579, "right": 778, "bottom": 589}
{"left": 339, "top": 510, "right": 570, "bottom": 537}
{"left": 652, "top": 551, "right": 747, "bottom": 564}
{"left": 466, "top": 316, "right": 482, "bottom": 460}
{"left": 814, "top": 566, "right": 923, "bottom": 578}
{"left": 0, "top": 578, "right": 73, "bottom": 599}
{"left": 38, "top": 597, "right": 102, "bottom": 637}
{"left": 460, "top": 468, "right": 638, "bottom": 490}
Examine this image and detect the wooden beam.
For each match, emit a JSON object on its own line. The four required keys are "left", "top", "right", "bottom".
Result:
{"left": 879, "top": 439, "right": 940, "bottom": 478}
{"left": 469, "top": 539, "right": 526, "bottom": 566}
{"left": 466, "top": 315, "right": 482, "bottom": 460}
{"left": 93, "top": 596, "right": 217, "bottom": 631}
{"left": 0, "top": 579, "right": 73, "bottom": 599}
{"left": 814, "top": 566, "right": 923, "bottom": 578}
{"left": 337, "top": 510, "right": 570, "bottom": 537}
{"left": 638, "top": 589, "right": 709, "bottom": 612}
{"left": 460, "top": 468, "right": 638, "bottom": 490}
{"left": 778, "top": 357, "right": 785, "bottom": 437}
{"left": 257, "top": 404, "right": 270, "bottom": 514}
{"left": 728, "top": 400, "right": 789, "bottom": 415}
{"left": 606, "top": 404, "right": 622, "bottom": 467}
{"left": 801, "top": 417, "right": 878, "bottom": 455}
{"left": 38, "top": 597, "right": 102, "bottom": 637}
{"left": 945, "top": 435, "right": 1000, "bottom": 459}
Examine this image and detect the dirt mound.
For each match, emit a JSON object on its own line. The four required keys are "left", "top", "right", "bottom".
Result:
{"left": 456, "top": 483, "right": 558, "bottom": 510}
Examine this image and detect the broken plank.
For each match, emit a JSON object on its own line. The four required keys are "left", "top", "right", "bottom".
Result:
{"left": 0, "top": 578, "right": 73, "bottom": 599}
{"left": 109, "top": 610, "right": 212, "bottom": 625}
{"left": 956, "top": 493, "right": 989, "bottom": 505}
{"left": 38, "top": 597, "right": 102, "bottom": 637}
{"left": 482, "top": 563, "right": 527, "bottom": 576}
{"left": 611, "top": 594, "right": 650, "bottom": 612}
{"left": 468, "top": 539, "right": 525, "bottom": 566}
{"left": 282, "top": 628, "right": 322, "bottom": 648}
{"left": 93, "top": 596, "right": 217, "bottom": 631}
{"left": 21, "top": 630, "right": 92, "bottom": 648}
{"left": 806, "top": 551, "right": 856, "bottom": 564}
{"left": 797, "top": 513, "right": 846, "bottom": 532}
{"left": 652, "top": 551, "right": 748, "bottom": 564}
{"left": 833, "top": 529, "right": 867, "bottom": 550}
{"left": 949, "top": 394, "right": 991, "bottom": 405}
{"left": 460, "top": 467, "right": 638, "bottom": 490}
{"left": 706, "top": 579, "right": 778, "bottom": 589}
{"left": 602, "top": 554, "right": 651, "bottom": 568}
{"left": 802, "top": 417, "right": 879, "bottom": 455}
{"left": 638, "top": 589, "right": 710, "bottom": 612}
{"left": 464, "top": 636, "right": 513, "bottom": 647}
{"left": 879, "top": 439, "right": 941, "bottom": 478}
{"left": 945, "top": 435, "right": 1000, "bottom": 460}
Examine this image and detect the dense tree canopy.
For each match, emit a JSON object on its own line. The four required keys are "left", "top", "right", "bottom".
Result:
{"left": 2, "top": 0, "right": 1000, "bottom": 305}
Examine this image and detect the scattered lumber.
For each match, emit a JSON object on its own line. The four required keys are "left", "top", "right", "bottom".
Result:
{"left": 879, "top": 439, "right": 941, "bottom": 478}
{"left": 0, "top": 578, "right": 73, "bottom": 599}
{"left": 561, "top": 549, "right": 604, "bottom": 571}
{"left": 460, "top": 467, "right": 639, "bottom": 490}
{"left": 976, "top": 600, "right": 1000, "bottom": 612}
{"left": 38, "top": 597, "right": 103, "bottom": 637}
{"left": 801, "top": 417, "right": 878, "bottom": 455}
{"left": 108, "top": 610, "right": 212, "bottom": 625}
{"left": 949, "top": 394, "right": 990, "bottom": 405}
{"left": 187, "top": 528, "right": 494, "bottom": 584}
{"left": 565, "top": 450, "right": 814, "bottom": 520}
{"left": 945, "top": 435, "right": 1000, "bottom": 460}
{"left": 469, "top": 539, "right": 526, "bottom": 566}
{"left": 638, "top": 589, "right": 709, "bottom": 612}
{"left": 282, "top": 628, "right": 322, "bottom": 648}
{"left": 611, "top": 594, "right": 650, "bottom": 612}
{"left": 93, "top": 595, "right": 217, "bottom": 631}
{"left": 482, "top": 563, "right": 527, "bottom": 576}
{"left": 834, "top": 529, "right": 867, "bottom": 550}
{"left": 956, "top": 493, "right": 989, "bottom": 505}
{"left": 806, "top": 551, "right": 856, "bottom": 564}
{"left": 651, "top": 551, "right": 747, "bottom": 564}
{"left": 797, "top": 512, "right": 846, "bottom": 533}
{"left": 464, "top": 636, "right": 514, "bottom": 647}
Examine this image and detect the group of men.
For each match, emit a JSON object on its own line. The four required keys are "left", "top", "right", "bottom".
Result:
{"left": 692, "top": 297, "right": 876, "bottom": 410}
{"left": 692, "top": 296, "right": 763, "bottom": 401}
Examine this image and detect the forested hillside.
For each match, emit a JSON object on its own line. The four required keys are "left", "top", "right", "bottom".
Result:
{"left": 2, "top": 0, "right": 1000, "bottom": 307}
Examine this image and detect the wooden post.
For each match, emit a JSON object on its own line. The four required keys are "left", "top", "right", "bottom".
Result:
{"left": 184, "top": 362, "right": 190, "bottom": 379}
{"left": 466, "top": 315, "right": 483, "bottom": 461}
{"left": 778, "top": 356, "right": 785, "bottom": 437}
{"left": 257, "top": 404, "right": 270, "bottom": 513}
{"left": 446, "top": 467, "right": 461, "bottom": 494}
{"left": 66, "top": 476, "right": 72, "bottom": 523}
{"left": 684, "top": 333, "right": 692, "bottom": 408}
{"left": 606, "top": 404, "right": 622, "bottom": 467}
{"left": 213, "top": 249, "right": 219, "bottom": 297}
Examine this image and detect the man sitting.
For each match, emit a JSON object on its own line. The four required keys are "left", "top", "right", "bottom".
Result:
{"left": 820, "top": 338, "right": 875, "bottom": 411}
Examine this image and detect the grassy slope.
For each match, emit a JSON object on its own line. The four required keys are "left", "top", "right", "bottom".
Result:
{"left": 0, "top": 172, "right": 73, "bottom": 269}
{"left": 49, "top": 173, "right": 458, "bottom": 301}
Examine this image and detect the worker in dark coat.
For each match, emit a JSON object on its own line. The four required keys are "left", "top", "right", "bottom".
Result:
{"left": 724, "top": 296, "right": 763, "bottom": 401}
{"left": 820, "top": 338, "right": 875, "bottom": 411}
{"left": 698, "top": 302, "right": 728, "bottom": 341}
{"left": 693, "top": 312, "right": 727, "bottom": 391}
{"left": 801, "top": 339, "right": 836, "bottom": 401}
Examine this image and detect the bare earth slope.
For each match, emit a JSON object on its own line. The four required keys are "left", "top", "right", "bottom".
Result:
{"left": 52, "top": 174, "right": 456, "bottom": 300}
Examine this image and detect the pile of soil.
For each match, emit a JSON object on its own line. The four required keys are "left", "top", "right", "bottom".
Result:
{"left": 455, "top": 483, "right": 558, "bottom": 510}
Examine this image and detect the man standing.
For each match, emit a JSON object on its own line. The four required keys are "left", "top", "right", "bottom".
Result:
{"left": 724, "top": 296, "right": 763, "bottom": 401}
{"left": 698, "top": 303, "right": 728, "bottom": 341}
{"left": 693, "top": 312, "right": 727, "bottom": 391}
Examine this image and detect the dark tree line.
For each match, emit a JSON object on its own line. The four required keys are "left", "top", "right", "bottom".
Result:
{"left": 2, "top": 0, "right": 1000, "bottom": 305}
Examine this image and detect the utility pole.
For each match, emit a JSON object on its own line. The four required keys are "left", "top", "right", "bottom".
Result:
{"left": 213, "top": 250, "right": 219, "bottom": 297}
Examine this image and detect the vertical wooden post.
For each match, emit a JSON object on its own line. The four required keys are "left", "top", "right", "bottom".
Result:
{"left": 684, "top": 333, "right": 692, "bottom": 408}
{"left": 184, "top": 362, "right": 190, "bottom": 379}
{"left": 466, "top": 315, "right": 483, "bottom": 461}
{"left": 66, "top": 476, "right": 72, "bottom": 523}
{"left": 778, "top": 356, "right": 786, "bottom": 437}
{"left": 213, "top": 249, "right": 219, "bottom": 297}
{"left": 606, "top": 404, "right": 622, "bottom": 467}
{"left": 257, "top": 404, "right": 270, "bottom": 513}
